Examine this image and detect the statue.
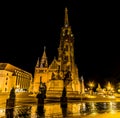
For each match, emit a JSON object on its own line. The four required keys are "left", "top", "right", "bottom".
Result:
{"left": 60, "top": 71, "right": 72, "bottom": 103}
{"left": 9, "top": 87, "right": 16, "bottom": 100}
{"left": 51, "top": 72, "right": 56, "bottom": 80}
{"left": 6, "top": 87, "right": 16, "bottom": 118}
{"left": 6, "top": 87, "right": 16, "bottom": 107}
{"left": 63, "top": 71, "right": 72, "bottom": 87}
{"left": 36, "top": 79, "right": 47, "bottom": 105}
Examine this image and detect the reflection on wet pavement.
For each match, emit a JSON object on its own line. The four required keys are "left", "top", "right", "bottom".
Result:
{"left": 1, "top": 101, "right": 120, "bottom": 118}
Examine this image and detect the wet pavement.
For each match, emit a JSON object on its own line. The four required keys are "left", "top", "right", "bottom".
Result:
{"left": 0, "top": 101, "right": 120, "bottom": 118}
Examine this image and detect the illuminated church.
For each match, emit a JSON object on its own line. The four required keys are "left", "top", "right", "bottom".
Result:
{"left": 32, "top": 8, "right": 81, "bottom": 97}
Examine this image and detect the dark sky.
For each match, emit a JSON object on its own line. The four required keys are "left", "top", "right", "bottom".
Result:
{"left": 0, "top": 1, "right": 120, "bottom": 84}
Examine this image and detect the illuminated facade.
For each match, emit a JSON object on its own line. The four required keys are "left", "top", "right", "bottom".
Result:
{"left": 0, "top": 63, "right": 32, "bottom": 92}
{"left": 33, "top": 8, "right": 81, "bottom": 96}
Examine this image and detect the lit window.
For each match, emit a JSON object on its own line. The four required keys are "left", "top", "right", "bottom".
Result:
{"left": 5, "top": 88, "right": 7, "bottom": 91}
{"left": 65, "top": 24, "right": 68, "bottom": 27}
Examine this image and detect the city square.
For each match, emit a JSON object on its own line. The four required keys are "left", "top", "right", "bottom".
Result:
{"left": 0, "top": 1, "right": 120, "bottom": 118}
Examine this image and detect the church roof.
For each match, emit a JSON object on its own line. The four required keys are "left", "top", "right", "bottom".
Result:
{"left": 0, "top": 63, "right": 32, "bottom": 75}
{"left": 49, "top": 57, "right": 59, "bottom": 69}
{"left": 0, "top": 63, "right": 19, "bottom": 72}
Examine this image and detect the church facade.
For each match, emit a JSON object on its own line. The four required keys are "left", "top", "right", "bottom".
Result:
{"left": 32, "top": 8, "right": 81, "bottom": 97}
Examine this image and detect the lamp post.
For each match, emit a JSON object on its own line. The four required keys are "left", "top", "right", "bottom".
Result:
{"left": 88, "top": 81, "right": 95, "bottom": 95}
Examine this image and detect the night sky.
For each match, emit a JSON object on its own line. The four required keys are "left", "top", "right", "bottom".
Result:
{"left": 0, "top": 1, "right": 120, "bottom": 84}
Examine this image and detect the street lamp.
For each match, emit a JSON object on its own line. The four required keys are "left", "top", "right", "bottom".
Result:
{"left": 88, "top": 81, "right": 95, "bottom": 95}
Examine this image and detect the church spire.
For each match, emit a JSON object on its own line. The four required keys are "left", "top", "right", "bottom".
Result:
{"left": 40, "top": 46, "right": 48, "bottom": 68}
{"left": 64, "top": 7, "right": 69, "bottom": 27}
{"left": 36, "top": 57, "right": 40, "bottom": 67}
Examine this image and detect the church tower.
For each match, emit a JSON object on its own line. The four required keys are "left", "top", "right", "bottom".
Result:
{"left": 58, "top": 7, "right": 75, "bottom": 79}
{"left": 33, "top": 46, "right": 49, "bottom": 93}
{"left": 57, "top": 7, "right": 80, "bottom": 93}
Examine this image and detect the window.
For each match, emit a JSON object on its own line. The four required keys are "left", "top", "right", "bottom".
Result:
{"left": 64, "top": 56, "right": 68, "bottom": 62}
{"left": 40, "top": 76, "right": 42, "bottom": 82}
{"left": 39, "top": 70, "right": 44, "bottom": 73}
{"left": 65, "top": 45, "right": 68, "bottom": 51}
{"left": 5, "top": 88, "right": 7, "bottom": 91}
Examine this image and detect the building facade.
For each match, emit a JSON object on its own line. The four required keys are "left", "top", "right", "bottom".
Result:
{"left": 0, "top": 63, "right": 32, "bottom": 92}
{"left": 33, "top": 8, "right": 81, "bottom": 96}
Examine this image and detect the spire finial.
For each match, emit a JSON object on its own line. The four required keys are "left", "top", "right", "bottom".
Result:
{"left": 44, "top": 46, "right": 46, "bottom": 51}
{"left": 64, "top": 7, "right": 69, "bottom": 27}
{"left": 36, "top": 57, "right": 40, "bottom": 67}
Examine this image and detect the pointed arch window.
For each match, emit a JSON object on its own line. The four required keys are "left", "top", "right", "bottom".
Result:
{"left": 65, "top": 45, "right": 68, "bottom": 51}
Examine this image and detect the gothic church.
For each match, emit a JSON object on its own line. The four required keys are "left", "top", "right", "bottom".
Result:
{"left": 32, "top": 8, "right": 81, "bottom": 97}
